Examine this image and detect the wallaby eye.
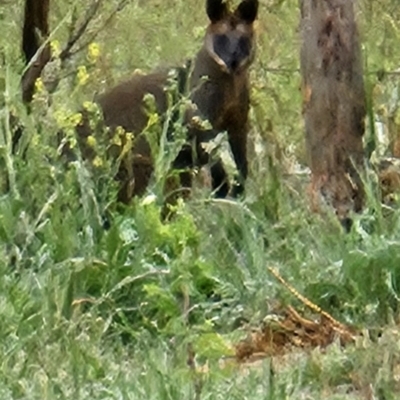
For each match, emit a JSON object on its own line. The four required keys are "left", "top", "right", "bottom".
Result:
{"left": 238, "top": 37, "right": 251, "bottom": 58}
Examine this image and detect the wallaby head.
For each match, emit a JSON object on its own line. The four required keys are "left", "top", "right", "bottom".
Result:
{"left": 204, "top": 0, "right": 258, "bottom": 74}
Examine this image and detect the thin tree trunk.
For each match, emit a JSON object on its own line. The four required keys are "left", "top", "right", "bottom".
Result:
{"left": 21, "top": 0, "right": 51, "bottom": 103}
{"left": 300, "top": 0, "right": 366, "bottom": 226}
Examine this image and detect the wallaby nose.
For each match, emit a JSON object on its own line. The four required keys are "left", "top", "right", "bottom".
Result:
{"left": 217, "top": 48, "right": 242, "bottom": 73}
{"left": 217, "top": 55, "right": 240, "bottom": 74}
{"left": 212, "top": 33, "right": 250, "bottom": 73}
{"left": 226, "top": 53, "right": 240, "bottom": 72}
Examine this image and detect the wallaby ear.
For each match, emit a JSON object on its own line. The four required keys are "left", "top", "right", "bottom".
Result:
{"left": 206, "top": 0, "right": 227, "bottom": 23}
{"left": 235, "top": 0, "right": 259, "bottom": 23}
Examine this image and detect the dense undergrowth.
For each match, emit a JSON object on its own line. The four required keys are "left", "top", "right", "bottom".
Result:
{"left": 1, "top": 0, "right": 400, "bottom": 398}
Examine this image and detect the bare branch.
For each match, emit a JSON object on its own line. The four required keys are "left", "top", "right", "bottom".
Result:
{"left": 67, "top": 0, "right": 129, "bottom": 59}
{"left": 59, "top": 0, "right": 102, "bottom": 61}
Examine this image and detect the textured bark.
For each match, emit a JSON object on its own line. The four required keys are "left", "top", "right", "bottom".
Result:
{"left": 300, "top": 0, "right": 366, "bottom": 223}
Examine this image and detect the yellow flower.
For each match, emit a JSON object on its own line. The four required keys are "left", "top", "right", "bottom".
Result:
{"left": 86, "top": 135, "right": 97, "bottom": 148}
{"left": 54, "top": 109, "right": 67, "bottom": 128}
{"left": 35, "top": 77, "right": 45, "bottom": 94}
{"left": 111, "top": 133, "right": 122, "bottom": 147}
{"left": 117, "top": 132, "right": 134, "bottom": 161}
{"left": 125, "top": 132, "right": 133, "bottom": 142}
{"left": 50, "top": 40, "right": 61, "bottom": 58}
{"left": 82, "top": 101, "right": 98, "bottom": 113}
{"left": 31, "top": 134, "right": 39, "bottom": 146}
{"left": 115, "top": 126, "right": 126, "bottom": 136}
{"left": 68, "top": 112, "right": 82, "bottom": 127}
{"left": 92, "top": 156, "right": 103, "bottom": 168}
{"left": 77, "top": 66, "right": 89, "bottom": 86}
{"left": 87, "top": 42, "right": 101, "bottom": 63}
{"left": 147, "top": 113, "right": 159, "bottom": 127}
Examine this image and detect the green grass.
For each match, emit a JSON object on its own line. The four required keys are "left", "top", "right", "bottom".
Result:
{"left": 2, "top": 0, "right": 400, "bottom": 398}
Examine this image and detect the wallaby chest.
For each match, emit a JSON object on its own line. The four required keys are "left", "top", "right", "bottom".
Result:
{"left": 190, "top": 50, "right": 250, "bottom": 132}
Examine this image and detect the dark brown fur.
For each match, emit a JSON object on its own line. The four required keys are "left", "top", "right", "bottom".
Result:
{"left": 189, "top": 1, "right": 258, "bottom": 196}
{"left": 76, "top": 0, "right": 259, "bottom": 204}
{"left": 76, "top": 72, "right": 170, "bottom": 203}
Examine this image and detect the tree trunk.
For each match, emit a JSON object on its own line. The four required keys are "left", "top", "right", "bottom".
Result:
{"left": 21, "top": 0, "right": 51, "bottom": 103}
{"left": 300, "top": 0, "right": 366, "bottom": 226}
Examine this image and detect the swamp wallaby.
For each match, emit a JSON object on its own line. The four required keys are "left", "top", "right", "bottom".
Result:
{"left": 76, "top": 0, "right": 258, "bottom": 204}
{"left": 19, "top": 0, "right": 258, "bottom": 204}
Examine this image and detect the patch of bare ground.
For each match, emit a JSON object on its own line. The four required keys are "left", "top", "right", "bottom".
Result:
{"left": 234, "top": 304, "right": 356, "bottom": 362}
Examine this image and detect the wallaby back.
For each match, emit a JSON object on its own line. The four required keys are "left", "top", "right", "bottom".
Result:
{"left": 75, "top": 68, "right": 189, "bottom": 203}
